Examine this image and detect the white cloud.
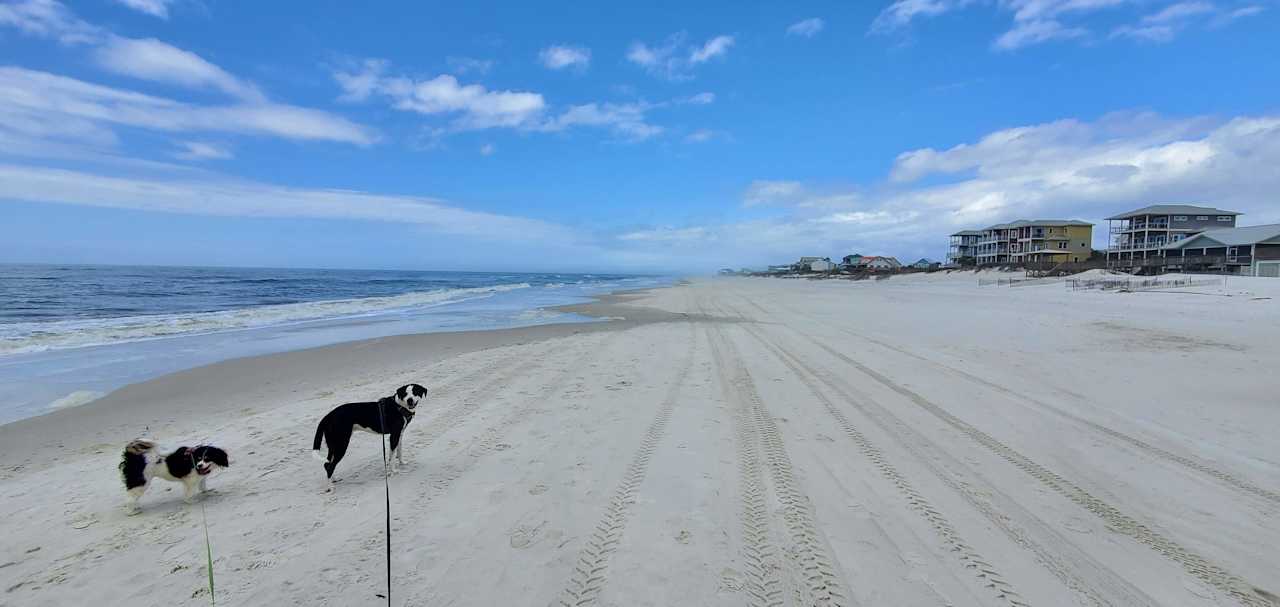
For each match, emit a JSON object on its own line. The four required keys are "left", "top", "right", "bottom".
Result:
{"left": 1212, "top": 4, "right": 1264, "bottom": 25}
{"left": 333, "top": 61, "right": 545, "bottom": 131}
{"left": 626, "top": 33, "right": 735, "bottom": 80}
{"left": 618, "top": 226, "right": 709, "bottom": 242}
{"left": 1143, "top": 1, "right": 1215, "bottom": 23}
{"left": 871, "top": 0, "right": 978, "bottom": 33}
{"left": 174, "top": 141, "right": 232, "bottom": 160}
{"left": 113, "top": 0, "right": 173, "bottom": 19}
{"left": 0, "top": 163, "right": 571, "bottom": 242}
{"left": 994, "top": 18, "right": 1088, "bottom": 50}
{"left": 0, "top": 0, "right": 103, "bottom": 44}
{"left": 680, "top": 92, "right": 716, "bottom": 105}
{"left": 685, "top": 128, "right": 715, "bottom": 143}
{"left": 545, "top": 102, "right": 663, "bottom": 141}
{"left": 335, "top": 59, "right": 690, "bottom": 141}
{"left": 689, "top": 35, "right": 734, "bottom": 63}
{"left": 0, "top": 67, "right": 376, "bottom": 145}
{"left": 479, "top": 143, "right": 495, "bottom": 156}
{"left": 95, "top": 37, "right": 266, "bottom": 101}
{"left": 787, "top": 17, "right": 825, "bottom": 37}
{"left": 538, "top": 45, "right": 591, "bottom": 70}
{"left": 743, "top": 180, "right": 805, "bottom": 206}
{"left": 871, "top": 0, "right": 1248, "bottom": 49}
{"left": 446, "top": 56, "right": 495, "bottom": 75}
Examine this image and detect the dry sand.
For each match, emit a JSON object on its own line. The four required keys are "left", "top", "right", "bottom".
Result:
{"left": 2, "top": 275, "right": 1278, "bottom": 606}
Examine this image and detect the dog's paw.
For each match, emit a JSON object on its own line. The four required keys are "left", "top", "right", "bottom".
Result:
{"left": 125, "top": 508, "right": 141, "bottom": 517}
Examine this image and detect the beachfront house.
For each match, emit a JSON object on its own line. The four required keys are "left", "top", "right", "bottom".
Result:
{"left": 974, "top": 219, "right": 1093, "bottom": 265}
{"left": 1162, "top": 224, "right": 1280, "bottom": 276}
{"left": 861, "top": 256, "right": 902, "bottom": 271}
{"left": 810, "top": 259, "right": 836, "bottom": 272}
{"left": 910, "top": 258, "right": 937, "bottom": 269}
{"left": 1106, "top": 204, "right": 1241, "bottom": 271}
{"left": 793, "top": 256, "right": 825, "bottom": 272}
{"left": 947, "top": 230, "right": 981, "bottom": 266}
{"left": 840, "top": 254, "right": 863, "bottom": 269}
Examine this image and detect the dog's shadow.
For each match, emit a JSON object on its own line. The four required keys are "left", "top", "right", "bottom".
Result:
{"left": 323, "top": 456, "right": 418, "bottom": 493}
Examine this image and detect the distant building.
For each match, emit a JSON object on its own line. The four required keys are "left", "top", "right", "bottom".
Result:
{"left": 1162, "top": 224, "right": 1280, "bottom": 276}
{"left": 810, "top": 259, "right": 836, "bottom": 272}
{"left": 767, "top": 265, "right": 793, "bottom": 273}
{"left": 860, "top": 256, "right": 902, "bottom": 271}
{"left": 975, "top": 219, "right": 1093, "bottom": 265}
{"left": 947, "top": 230, "right": 981, "bottom": 266}
{"left": 910, "top": 258, "right": 938, "bottom": 269}
{"left": 793, "top": 256, "right": 825, "bottom": 271}
{"left": 1106, "top": 204, "right": 1241, "bottom": 270}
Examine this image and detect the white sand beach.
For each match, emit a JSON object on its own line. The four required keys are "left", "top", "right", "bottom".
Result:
{"left": 2, "top": 275, "right": 1278, "bottom": 606}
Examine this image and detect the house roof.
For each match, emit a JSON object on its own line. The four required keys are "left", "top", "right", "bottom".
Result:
{"left": 982, "top": 219, "right": 1093, "bottom": 230}
{"left": 950, "top": 230, "right": 983, "bottom": 236}
{"left": 1106, "top": 204, "right": 1242, "bottom": 220}
{"left": 1164, "top": 224, "right": 1280, "bottom": 249}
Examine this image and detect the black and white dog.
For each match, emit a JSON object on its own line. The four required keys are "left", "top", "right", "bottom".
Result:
{"left": 119, "top": 439, "right": 230, "bottom": 515}
{"left": 312, "top": 383, "right": 427, "bottom": 484}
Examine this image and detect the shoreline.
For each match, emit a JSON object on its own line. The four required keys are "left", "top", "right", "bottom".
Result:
{"left": 0, "top": 285, "right": 684, "bottom": 463}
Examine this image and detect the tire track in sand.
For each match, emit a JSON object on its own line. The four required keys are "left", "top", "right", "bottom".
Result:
{"left": 733, "top": 311, "right": 1166, "bottom": 607}
{"left": 714, "top": 306, "right": 1035, "bottom": 607}
{"left": 555, "top": 323, "right": 696, "bottom": 607}
{"left": 789, "top": 327, "right": 1279, "bottom": 607}
{"left": 706, "top": 318, "right": 848, "bottom": 607}
{"left": 756, "top": 295, "right": 1280, "bottom": 508}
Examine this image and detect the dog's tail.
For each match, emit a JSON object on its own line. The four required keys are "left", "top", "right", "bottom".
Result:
{"left": 125, "top": 438, "right": 157, "bottom": 455}
{"left": 311, "top": 419, "right": 326, "bottom": 462}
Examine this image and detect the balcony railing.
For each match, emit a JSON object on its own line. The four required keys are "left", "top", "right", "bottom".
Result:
{"left": 1108, "top": 241, "right": 1167, "bottom": 251}
{"left": 1110, "top": 222, "right": 1170, "bottom": 233}
{"left": 1108, "top": 255, "right": 1241, "bottom": 268}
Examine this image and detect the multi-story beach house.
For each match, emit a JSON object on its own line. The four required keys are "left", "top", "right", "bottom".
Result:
{"left": 974, "top": 220, "right": 1093, "bottom": 265}
{"left": 1106, "top": 204, "right": 1241, "bottom": 270}
{"left": 947, "top": 230, "right": 981, "bottom": 266}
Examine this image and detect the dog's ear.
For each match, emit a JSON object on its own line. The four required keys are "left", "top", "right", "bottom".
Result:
{"left": 413, "top": 384, "right": 428, "bottom": 398}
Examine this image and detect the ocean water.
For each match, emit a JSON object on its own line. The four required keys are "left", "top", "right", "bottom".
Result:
{"left": 0, "top": 264, "right": 668, "bottom": 424}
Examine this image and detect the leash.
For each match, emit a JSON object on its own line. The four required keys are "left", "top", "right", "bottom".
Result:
{"left": 376, "top": 400, "right": 392, "bottom": 607}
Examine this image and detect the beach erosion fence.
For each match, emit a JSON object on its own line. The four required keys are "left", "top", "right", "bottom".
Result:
{"left": 1066, "top": 276, "right": 1226, "bottom": 292}
{"left": 976, "top": 276, "right": 1059, "bottom": 288}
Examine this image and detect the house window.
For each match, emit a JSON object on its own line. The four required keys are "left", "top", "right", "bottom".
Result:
{"left": 1196, "top": 215, "right": 1209, "bottom": 220}
{"left": 1173, "top": 215, "right": 1187, "bottom": 221}
{"left": 1217, "top": 216, "right": 1232, "bottom": 222}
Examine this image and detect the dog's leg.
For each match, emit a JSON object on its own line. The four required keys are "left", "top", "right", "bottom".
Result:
{"left": 388, "top": 428, "right": 403, "bottom": 475}
{"left": 324, "top": 432, "right": 350, "bottom": 484}
{"left": 183, "top": 477, "right": 200, "bottom": 504}
{"left": 125, "top": 485, "right": 146, "bottom": 515}
{"left": 199, "top": 476, "right": 209, "bottom": 494}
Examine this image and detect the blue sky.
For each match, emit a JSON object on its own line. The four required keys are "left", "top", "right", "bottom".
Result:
{"left": 1, "top": 0, "right": 1277, "bottom": 272}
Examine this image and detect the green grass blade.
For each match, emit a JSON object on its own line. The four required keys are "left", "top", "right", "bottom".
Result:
{"left": 202, "top": 502, "right": 215, "bottom": 606}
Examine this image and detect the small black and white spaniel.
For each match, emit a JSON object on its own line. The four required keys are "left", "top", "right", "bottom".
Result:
{"left": 312, "top": 383, "right": 427, "bottom": 484}
{"left": 119, "top": 439, "right": 230, "bottom": 515}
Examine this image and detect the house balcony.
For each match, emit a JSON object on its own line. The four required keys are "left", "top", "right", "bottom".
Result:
{"left": 1110, "top": 222, "right": 1170, "bottom": 233}
{"left": 1108, "top": 241, "right": 1168, "bottom": 251}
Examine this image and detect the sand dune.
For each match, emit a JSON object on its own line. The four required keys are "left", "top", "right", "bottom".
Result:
{"left": 2, "top": 276, "right": 1278, "bottom": 606}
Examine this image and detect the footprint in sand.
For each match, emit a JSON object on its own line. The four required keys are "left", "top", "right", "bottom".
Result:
{"left": 509, "top": 521, "right": 546, "bottom": 549}
{"left": 528, "top": 484, "right": 549, "bottom": 495}
{"left": 674, "top": 530, "right": 691, "bottom": 545}
{"left": 1063, "top": 517, "right": 1093, "bottom": 534}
